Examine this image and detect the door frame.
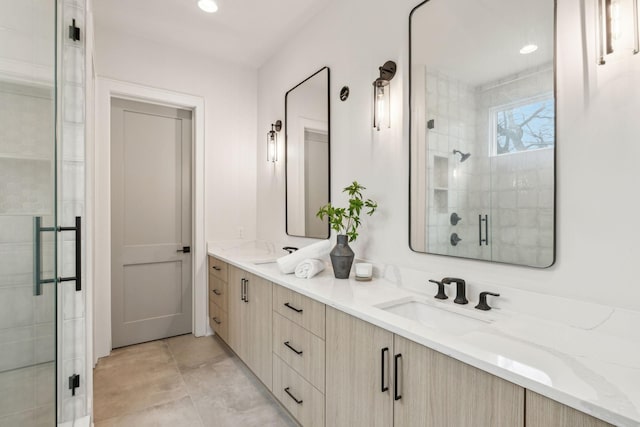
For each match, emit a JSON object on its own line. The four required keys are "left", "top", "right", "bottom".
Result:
{"left": 93, "top": 78, "right": 206, "bottom": 361}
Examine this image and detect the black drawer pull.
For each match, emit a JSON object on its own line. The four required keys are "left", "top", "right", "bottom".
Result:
{"left": 284, "top": 387, "right": 303, "bottom": 405}
{"left": 212, "top": 289, "right": 222, "bottom": 296}
{"left": 284, "top": 341, "right": 303, "bottom": 355}
{"left": 284, "top": 302, "right": 303, "bottom": 313}
{"left": 381, "top": 347, "right": 389, "bottom": 392}
{"left": 212, "top": 317, "right": 221, "bottom": 325}
{"left": 394, "top": 353, "right": 402, "bottom": 401}
{"left": 212, "top": 266, "right": 221, "bottom": 271}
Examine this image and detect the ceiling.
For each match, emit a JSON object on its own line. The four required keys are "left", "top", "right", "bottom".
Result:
{"left": 412, "top": 0, "right": 554, "bottom": 87}
{"left": 93, "top": 0, "right": 332, "bottom": 68}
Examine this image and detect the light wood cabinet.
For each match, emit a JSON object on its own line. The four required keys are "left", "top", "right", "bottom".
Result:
{"left": 227, "top": 265, "right": 273, "bottom": 388}
{"left": 211, "top": 260, "right": 615, "bottom": 427}
{"left": 326, "top": 307, "right": 394, "bottom": 427}
{"left": 208, "top": 257, "right": 229, "bottom": 344}
{"left": 393, "top": 335, "right": 524, "bottom": 427}
{"left": 525, "top": 390, "right": 613, "bottom": 427}
{"left": 273, "top": 312, "right": 325, "bottom": 392}
{"left": 273, "top": 355, "right": 325, "bottom": 427}
{"left": 326, "top": 308, "right": 524, "bottom": 427}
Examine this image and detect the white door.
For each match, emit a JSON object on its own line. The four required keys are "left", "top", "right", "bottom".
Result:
{"left": 111, "top": 98, "right": 192, "bottom": 348}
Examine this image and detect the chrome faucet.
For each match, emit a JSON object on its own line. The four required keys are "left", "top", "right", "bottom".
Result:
{"left": 441, "top": 277, "right": 468, "bottom": 305}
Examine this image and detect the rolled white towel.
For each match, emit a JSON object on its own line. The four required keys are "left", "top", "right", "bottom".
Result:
{"left": 277, "top": 240, "right": 331, "bottom": 274}
{"left": 294, "top": 259, "right": 326, "bottom": 279}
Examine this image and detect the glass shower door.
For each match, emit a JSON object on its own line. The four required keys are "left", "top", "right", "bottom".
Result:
{"left": 0, "top": 0, "right": 58, "bottom": 425}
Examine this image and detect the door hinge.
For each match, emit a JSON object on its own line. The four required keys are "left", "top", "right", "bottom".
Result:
{"left": 69, "top": 374, "right": 80, "bottom": 396}
{"left": 69, "top": 19, "right": 81, "bottom": 41}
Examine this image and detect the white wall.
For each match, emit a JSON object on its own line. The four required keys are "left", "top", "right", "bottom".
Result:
{"left": 94, "top": 27, "right": 258, "bottom": 243}
{"left": 256, "top": 0, "right": 640, "bottom": 312}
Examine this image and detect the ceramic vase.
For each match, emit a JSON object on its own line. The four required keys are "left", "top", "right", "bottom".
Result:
{"left": 330, "top": 234, "right": 355, "bottom": 279}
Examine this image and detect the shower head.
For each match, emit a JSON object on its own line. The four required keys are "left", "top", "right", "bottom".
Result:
{"left": 453, "top": 149, "right": 471, "bottom": 162}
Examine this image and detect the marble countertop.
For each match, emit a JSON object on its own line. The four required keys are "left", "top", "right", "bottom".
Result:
{"left": 208, "top": 241, "right": 640, "bottom": 426}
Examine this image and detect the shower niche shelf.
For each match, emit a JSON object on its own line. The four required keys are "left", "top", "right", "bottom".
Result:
{"left": 432, "top": 155, "right": 449, "bottom": 214}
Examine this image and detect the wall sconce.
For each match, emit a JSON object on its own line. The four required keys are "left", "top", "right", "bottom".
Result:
{"left": 372, "top": 61, "right": 397, "bottom": 131}
{"left": 598, "top": 0, "right": 639, "bottom": 65}
{"left": 267, "top": 120, "right": 282, "bottom": 162}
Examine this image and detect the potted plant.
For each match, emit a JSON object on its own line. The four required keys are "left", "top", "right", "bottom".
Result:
{"left": 316, "top": 181, "right": 378, "bottom": 279}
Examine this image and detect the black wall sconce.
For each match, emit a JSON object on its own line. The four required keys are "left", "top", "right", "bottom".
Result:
{"left": 372, "top": 61, "right": 397, "bottom": 131}
{"left": 267, "top": 120, "right": 282, "bottom": 162}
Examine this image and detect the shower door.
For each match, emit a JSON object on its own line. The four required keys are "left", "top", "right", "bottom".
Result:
{"left": 0, "top": 0, "right": 58, "bottom": 425}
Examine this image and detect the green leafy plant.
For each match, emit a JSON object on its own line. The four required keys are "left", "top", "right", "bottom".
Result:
{"left": 316, "top": 181, "right": 378, "bottom": 242}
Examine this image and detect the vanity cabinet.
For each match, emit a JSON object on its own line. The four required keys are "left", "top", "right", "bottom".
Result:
{"left": 272, "top": 284, "right": 327, "bottom": 426}
{"left": 227, "top": 264, "right": 273, "bottom": 388}
{"left": 326, "top": 307, "right": 524, "bottom": 427}
{"left": 525, "top": 391, "right": 613, "bottom": 427}
{"left": 326, "top": 307, "right": 394, "bottom": 427}
{"left": 393, "top": 335, "right": 523, "bottom": 426}
{"left": 208, "top": 257, "right": 228, "bottom": 342}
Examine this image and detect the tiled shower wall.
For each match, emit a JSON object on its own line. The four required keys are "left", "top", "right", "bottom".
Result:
{"left": 59, "top": 0, "right": 87, "bottom": 421}
{"left": 420, "top": 66, "right": 554, "bottom": 266}
{"left": 0, "top": 0, "right": 87, "bottom": 424}
{"left": 475, "top": 67, "right": 554, "bottom": 266}
{"left": 424, "top": 69, "right": 477, "bottom": 256}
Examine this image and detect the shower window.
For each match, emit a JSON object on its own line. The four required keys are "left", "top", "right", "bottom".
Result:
{"left": 491, "top": 94, "right": 555, "bottom": 156}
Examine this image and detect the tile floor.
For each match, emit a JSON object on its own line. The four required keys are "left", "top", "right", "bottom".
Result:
{"left": 93, "top": 334, "right": 298, "bottom": 427}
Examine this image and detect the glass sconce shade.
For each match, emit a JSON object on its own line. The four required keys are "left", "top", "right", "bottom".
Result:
{"left": 373, "top": 78, "right": 390, "bottom": 131}
{"left": 372, "top": 61, "right": 396, "bottom": 131}
{"left": 267, "top": 120, "right": 282, "bottom": 162}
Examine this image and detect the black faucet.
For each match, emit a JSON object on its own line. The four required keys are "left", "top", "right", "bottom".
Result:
{"left": 428, "top": 279, "right": 448, "bottom": 300}
{"left": 441, "top": 277, "right": 468, "bottom": 305}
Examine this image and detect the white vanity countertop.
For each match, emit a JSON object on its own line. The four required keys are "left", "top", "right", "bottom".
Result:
{"left": 208, "top": 241, "right": 640, "bottom": 426}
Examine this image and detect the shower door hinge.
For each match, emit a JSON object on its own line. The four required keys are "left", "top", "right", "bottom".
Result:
{"left": 69, "top": 374, "right": 80, "bottom": 396}
{"left": 69, "top": 19, "right": 81, "bottom": 42}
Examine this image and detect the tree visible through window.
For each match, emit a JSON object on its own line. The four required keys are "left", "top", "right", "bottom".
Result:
{"left": 494, "top": 97, "right": 555, "bottom": 155}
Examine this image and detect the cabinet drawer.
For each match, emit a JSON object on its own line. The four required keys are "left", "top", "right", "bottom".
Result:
{"left": 208, "top": 256, "right": 228, "bottom": 281}
{"left": 273, "top": 355, "right": 324, "bottom": 427}
{"left": 209, "top": 300, "right": 228, "bottom": 343}
{"left": 208, "top": 274, "right": 228, "bottom": 312}
{"left": 273, "top": 285, "right": 325, "bottom": 339}
{"left": 273, "top": 312, "right": 325, "bottom": 392}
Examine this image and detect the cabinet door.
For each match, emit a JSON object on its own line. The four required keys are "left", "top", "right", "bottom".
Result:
{"left": 243, "top": 272, "right": 273, "bottom": 388}
{"left": 227, "top": 265, "right": 245, "bottom": 356}
{"left": 393, "top": 335, "right": 524, "bottom": 427}
{"left": 326, "top": 307, "right": 394, "bottom": 427}
{"left": 525, "top": 390, "right": 613, "bottom": 427}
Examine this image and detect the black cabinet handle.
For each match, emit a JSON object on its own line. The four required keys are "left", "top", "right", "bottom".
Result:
{"left": 244, "top": 278, "right": 249, "bottom": 303}
{"left": 212, "top": 289, "right": 222, "bottom": 296}
{"left": 284, "top": 302, "right": 303, "bottom": 313}
{"left": 240, "top": 279, "right": 246, "bottom": 301}
{"left": 212, "top": 266, "right": 221, "bottom": 271}
{"left": 284, "top": 387, "right": 303, "bottom": 405}
{"left": 394, "top": 353, "right": 402, "bottom": 401}
{"left": 212, "top": 317, "right": 221, "bottom": 325}
{"left": 381, "top": 347, "right": 389, "bottom": 392}
{"left": 284, "top": 341, "right": 303, "bottom": 356}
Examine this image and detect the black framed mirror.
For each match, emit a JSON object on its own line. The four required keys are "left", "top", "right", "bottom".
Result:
{"left": 409, "top": 0, "right": 556, "bottom": 268}
{"left": 285, "top": 67, "right": 331, "bottom": 239}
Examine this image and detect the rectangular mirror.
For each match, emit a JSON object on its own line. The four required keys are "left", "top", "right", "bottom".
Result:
{"left": 409, "top": 0, "right": 556, "bottom": 267}
{"left": 286, "top": 67, "right": 330, "bottom": 239}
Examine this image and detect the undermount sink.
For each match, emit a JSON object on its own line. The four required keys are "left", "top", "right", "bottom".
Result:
{"left": 376, "top": 297, "right": 492, "bottom": 335}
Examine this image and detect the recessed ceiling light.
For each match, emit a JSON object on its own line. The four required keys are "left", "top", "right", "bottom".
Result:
{"left": 519, "top": 44, "right": 538, "bottom": 55}
{"left": 198, "top": 0, "right": 218, "bottom": 13}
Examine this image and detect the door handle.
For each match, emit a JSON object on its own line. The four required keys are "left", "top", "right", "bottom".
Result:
{"left": 177, "top": 246, "right": 191, "bottom": 253}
